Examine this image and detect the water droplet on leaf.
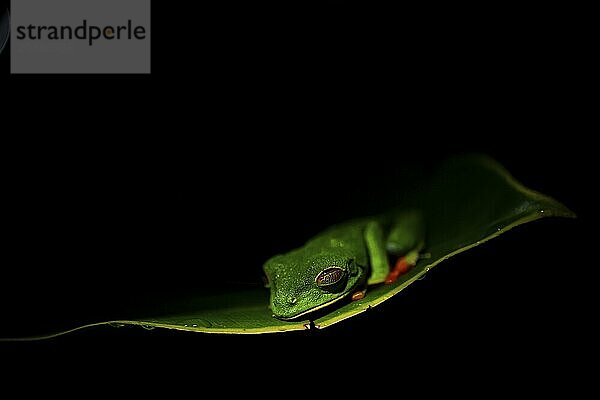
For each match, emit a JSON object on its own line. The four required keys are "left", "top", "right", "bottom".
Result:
{"left": 418, "top": 267, "right": 430, "bottom": 280}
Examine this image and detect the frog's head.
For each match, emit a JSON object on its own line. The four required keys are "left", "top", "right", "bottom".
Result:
{"left": 263, "top": 250, "right": 365, "bottom": 320}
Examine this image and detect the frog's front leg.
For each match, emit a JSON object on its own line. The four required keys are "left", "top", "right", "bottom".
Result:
{"left": 364, "top": 221, "right": 391, "bottom": 285}
{"left": 349, "top": 221, "right": 390, "bottom": 301}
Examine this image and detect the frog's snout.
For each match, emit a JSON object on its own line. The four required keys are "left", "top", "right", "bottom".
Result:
{"left": 271, "top": 294, "right": 303, "bottom": 320}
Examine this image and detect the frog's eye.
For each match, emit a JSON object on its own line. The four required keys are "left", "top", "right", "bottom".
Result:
{"left": 315, "top": 267, "right": 347, "bottom": 291}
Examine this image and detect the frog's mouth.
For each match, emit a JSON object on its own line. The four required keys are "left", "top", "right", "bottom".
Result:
{"left": 271, "top": 264, "right": 368, "bottom": 321}
{"left": 273, "top": 293, "right": 353, "bottom": 321}
{"left": 273, "top": 276, "right": 368, "bottom": 321}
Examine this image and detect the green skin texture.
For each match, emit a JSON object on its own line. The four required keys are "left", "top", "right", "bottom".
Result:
{"left": 263, "top": 210, "right": 424, "bottom": 320}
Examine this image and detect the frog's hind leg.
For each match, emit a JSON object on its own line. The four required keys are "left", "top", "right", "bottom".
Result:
{"left": 385, "top": 248, "right": 421, "bottom": 284}
{"left": 386, "top": 210, "right": 424, "bottom": 255}
{"left": 385, "top": 210, "right": 425, "bottom": 284}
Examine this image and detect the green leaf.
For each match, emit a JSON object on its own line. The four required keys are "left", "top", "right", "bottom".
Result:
{"left": 1, "top": 155, "right": 574, "bottom": 340}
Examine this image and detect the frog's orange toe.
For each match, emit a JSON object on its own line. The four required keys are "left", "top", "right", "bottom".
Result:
{"left": 385, "top": 256, "right": 412, "bottom": 284}
{"left": 351, "top": 290, "right": 366, "bottom": 301}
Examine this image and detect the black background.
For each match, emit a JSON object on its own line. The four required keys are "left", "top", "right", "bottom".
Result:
{"left": 0, "top": 0, "right": 8, "bottom": 70}
{"left": 0, "top": 0, "right": 593, "bottom": 389}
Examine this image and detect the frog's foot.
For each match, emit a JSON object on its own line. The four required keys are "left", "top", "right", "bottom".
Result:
{"left": 385, "top": 255, "right": 414, "bottom": 284}
{"left": 351, "top": 289, "right": 367, "bottom": 301}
